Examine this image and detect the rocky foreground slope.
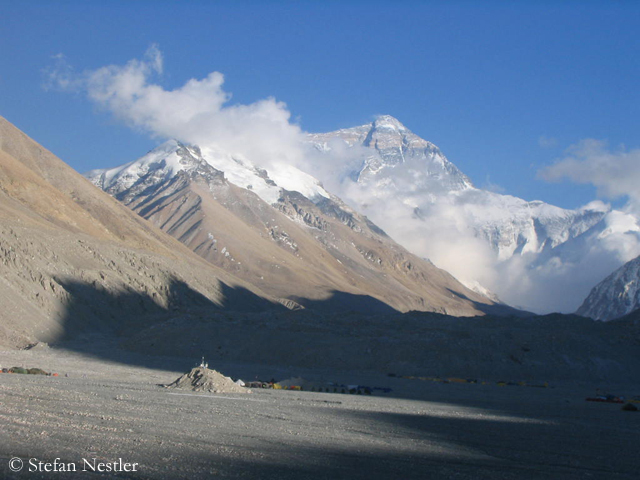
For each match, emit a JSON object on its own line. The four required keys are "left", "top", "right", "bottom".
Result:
{"left": 0, "top": 115, "right": 286, "bottom": 348}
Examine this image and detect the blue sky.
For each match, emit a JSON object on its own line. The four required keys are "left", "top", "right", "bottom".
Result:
{"left": 1, "top": 0, "right": 638, "bottom": 210}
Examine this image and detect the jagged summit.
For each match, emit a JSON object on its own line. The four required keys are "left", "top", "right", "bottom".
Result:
{"left": 364, "top": 114, "right": 432, "bottom": 152}
{"left": 371, "top": 115, "right": 408, "bottom": 132}
{"left": 309, "top": 115, "right": 473, "bottom": 191}
{"left": 87, "top": 139, "right": 208, "bottom": 194}
{"left": 577, "top": 255, "right": 640, "bottom": 321}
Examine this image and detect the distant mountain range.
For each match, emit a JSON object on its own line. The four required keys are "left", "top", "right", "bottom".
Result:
{"left": 4, "top": 111, "right": 640, "bottom": 388}
{"left": 88, "top": 115, "right": 640, "bottom": 314}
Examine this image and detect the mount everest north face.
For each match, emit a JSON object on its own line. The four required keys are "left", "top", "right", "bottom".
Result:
{"left": 86, "top": 115, "right": 640, "bottom": 314}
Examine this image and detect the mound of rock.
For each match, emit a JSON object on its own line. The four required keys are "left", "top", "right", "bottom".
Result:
{"left": 166, "top": 367, "right": 249, "bottom": 394}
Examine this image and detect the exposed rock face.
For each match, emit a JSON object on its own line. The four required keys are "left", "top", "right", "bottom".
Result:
{"left": 0, "top": 115, "right": 283, "bottom": 348}
{"left": 86, "top": 139, "right": 512, "bottom": 317}
{"left": 577, "top": 256, "right": 640, "bottom": 321}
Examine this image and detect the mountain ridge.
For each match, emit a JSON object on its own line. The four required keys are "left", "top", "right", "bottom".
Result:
{"left": 85, "top": 136, "right": 513, "bottom": 316}
{"left": 577, "top": 255, "right": 640, "bottom": 321}
{"left": 83, "top": 113, "right": 640, "bottom": 315}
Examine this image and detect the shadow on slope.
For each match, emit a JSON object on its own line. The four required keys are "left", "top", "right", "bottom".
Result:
{"left": 290, "top": 290, "right": 398, "bottom": 315}
{"left": 48, "top": 278, "right": 411, "bottom": 372}
{"left": 50, "top": 277, "right": 285, "bottom": 369}
{"left": 45, "top": 276, "right": 640, "bottom": 387}
{"left": 54, "top": 277, "right": 282, "bottom": 339}
{"left": 445, "top": 288, "right": 533, "bottom": 318}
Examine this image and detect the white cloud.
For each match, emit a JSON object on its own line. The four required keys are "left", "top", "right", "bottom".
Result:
{"left": 538, "top": 135, "right": 558, "bottom": 149}
{"left": 481, "top": 175, "right": 505, "bottom": 194}
{"left": 578, "top": 200, "right": 610, "bottom": 214}
{"left": 43, "top": 53, "right": 77, "bottom": 91}
{"left": 334, "top": 172, "right": 640, "bottom": 313}
{"left": 539, "top": 139, "right": 640, "bottom": 215}
{"left": 492, "top": 225, "right": 640, "bottom": 314}
{"left": 338, "top": 182, "right": 500, "bottom": 296}
{"left": 527, "top": 140, "right": 640, "bottom": 311}
{"left": 46, "top": 45, "right": 306, "bottom": 174}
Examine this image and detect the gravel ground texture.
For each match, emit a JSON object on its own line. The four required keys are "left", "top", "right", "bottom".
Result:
{"left": 1, "top": 343, "right": 639, "bottom": 480}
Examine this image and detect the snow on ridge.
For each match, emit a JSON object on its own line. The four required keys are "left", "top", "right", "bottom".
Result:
{"left": 85, "top": 139, "right": 185, "bottom": 191}
{"left": 269, "top": 163, "right": 330, "bottom": 201}
{"left": 86, "top": 137, "right": 332, "bottom": 207}
{"left": 197, "top": 145, "right": 330, "bottom": 205}
{"left": 373, "top": 115, "right": 407, "bottom": 131}
{"left": 577, "top": 255, "right": 640, "bottom": 320}
{"left": 197, "top": 145, "right": 280, "bottom": 204}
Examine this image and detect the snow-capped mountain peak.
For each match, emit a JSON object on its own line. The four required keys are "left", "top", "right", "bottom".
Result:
{"left": 87, "top": 139, "right": 331, "bottom": 206}
{"left": 370, "top": 114, "right": 408, "bottom": 132}
{"left": 86, "top": 139, "right": 202, "bottom": 192}
{"left": 577, "top": 255, "right": 640, "bottom": 320}
{"left": 305, "top": 116, "right": 637, "bottom": 313}
{"left": 308, "top": 115, "right": 473, "bottom": 192}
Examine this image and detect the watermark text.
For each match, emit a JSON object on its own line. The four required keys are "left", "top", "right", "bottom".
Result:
{"left": 8, "top": 457, "right": 139, "bottom": 473}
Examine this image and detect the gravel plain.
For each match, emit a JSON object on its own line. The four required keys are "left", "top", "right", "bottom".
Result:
{"left": 1, "top": 342, "right": 639, "bottom": 480}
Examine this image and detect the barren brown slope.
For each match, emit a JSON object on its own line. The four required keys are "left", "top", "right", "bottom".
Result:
{"left": 0, "top": 115, "right": 210, "bottom": 254}
{"left": 103, "top": 144, "right": 512, "bottom": 316}
{"left": 0, "top": 116, "right": 285, "bottom": 348}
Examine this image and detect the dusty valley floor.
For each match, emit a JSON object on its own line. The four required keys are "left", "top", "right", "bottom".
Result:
{"left": 1, "top": 341, "right": 639, "bottom": 479}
